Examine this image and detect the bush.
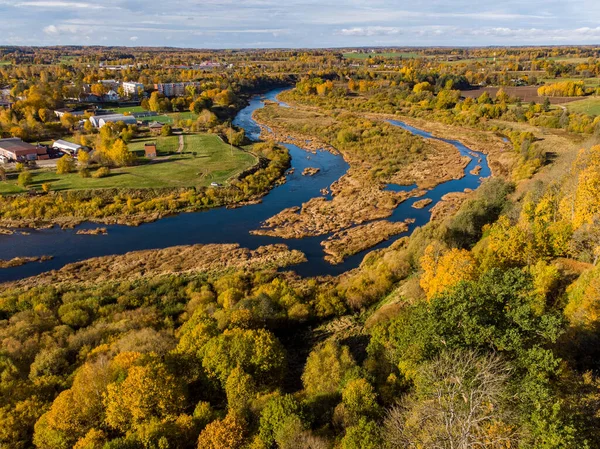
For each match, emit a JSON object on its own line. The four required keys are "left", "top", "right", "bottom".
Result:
{"left": 17, "top": 170, "right": 32, "bottom": 187}
{"left": 79, "top": 168, "right": 90, "bottom": 178}
{"left": 92, "top": 167, "right": 110, "bottom": 178}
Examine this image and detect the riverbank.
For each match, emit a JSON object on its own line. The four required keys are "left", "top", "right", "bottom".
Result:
{"left": 3, "top": 243, "right": 305, "bottom": 289}
{"left": 0, "top": 88, "right": 492, "bottom": 284}
{"left": 0, "top": 141, "right": 290, "bottom": 229}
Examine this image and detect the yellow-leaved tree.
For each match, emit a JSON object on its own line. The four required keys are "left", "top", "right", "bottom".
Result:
{"left": 103, "top": 139, "right": 134, "bottom": 167}
{"left": 564, "top": 264, "right": 600, "bottom": 328}
{"left": 196, "top": 413, "right": 245, "bottom": 449}
{"left": 420, "top": 243, "right": 477, "bottom": 299}
{"left": 560, "top": 146, "right": 600, "bottom": 230}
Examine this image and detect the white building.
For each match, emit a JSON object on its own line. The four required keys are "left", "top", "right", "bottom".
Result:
{"left": 154, "top": 82, "right": 201, "bottom": 97}
{"left": 53, "top": 139, "right": 82, "bottom": 155}
{"left": 122, "top": 82, "right": 145, "bottom": 96}
{"left": 89, "top": 114, "right": 137, "bottom": 128}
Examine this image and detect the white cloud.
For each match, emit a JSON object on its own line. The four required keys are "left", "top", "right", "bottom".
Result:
{"left": 130, "top": 36, "right": 138, "bottom": 41}
{"left": 339, "top": 26, "right": 403, "bottom": 36}
{"left": 43, "top": 23, "right": 79, "bottom": 34}
{"left": 16, "top": 1, "right": 105, "bottom": 8}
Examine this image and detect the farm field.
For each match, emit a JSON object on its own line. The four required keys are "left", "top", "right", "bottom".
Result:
{"left": 0, "top": 134, "right": 256, "bottom": 193}
{"left": 540, "top": 77, "right": 600, "bottom": 87}
{"left": 343, "top": 51, "right": 423, "bottom": 59}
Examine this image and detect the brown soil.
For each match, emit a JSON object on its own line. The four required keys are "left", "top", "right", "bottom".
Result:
{"left": 322, "top": 220, "right": 409, "bottom": 265}
{"left": 412, "top": 198, "right": 433, "bottom": 209}
{"left": 1, "top": 244, "right": 306, "bottom": 288}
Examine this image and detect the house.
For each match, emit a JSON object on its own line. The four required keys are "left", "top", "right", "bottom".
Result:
{"left": 104, "top": 90, "right": 120, "bottom": 102}
{"left": 144, "top": 143, "right": 157, "bottom": 158}
{"left": 0, "top": 138, "right": 46, "bottom": 161}
{"left": 148, "top": 121, "right": 164, "bottom": 135}
{"left": 89, "top": 114, "right": 137, "bottom": 128}
{"left": 52, "top": 139, "right": 82, "bottom": 155}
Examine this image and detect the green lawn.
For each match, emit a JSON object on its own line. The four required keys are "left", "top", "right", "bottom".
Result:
{"left": 0, "top": 61, "right": 11, "bottom": 66}
{"left": 0, "top": 134, "right": 257, "bottom": 193}
{"left": 106, "top": 107, "right": 198, "bottom": 124}
{"left": 137, "top": 115, "right": 173, "bottom": 124}
{"left": 109, "top": 106, "right": 146, "bottom": 114}
{"left": 128, "top": 135, "right": 180, "bottom": 154}
{"left": 565, "top": 96, "right": 600, "bottom": 116}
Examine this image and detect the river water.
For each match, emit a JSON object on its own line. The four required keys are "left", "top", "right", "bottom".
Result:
{"left": 0, "top": 88, "right": 489, "bottom": 282}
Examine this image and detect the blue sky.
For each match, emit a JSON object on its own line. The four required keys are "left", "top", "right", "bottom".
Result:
{"left": 1, "top": 0, "right": 599, "bottom": 48}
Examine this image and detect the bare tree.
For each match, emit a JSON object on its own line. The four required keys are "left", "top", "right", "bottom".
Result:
{"left": 384, "top": 350, "right": 517, "bottom": 449}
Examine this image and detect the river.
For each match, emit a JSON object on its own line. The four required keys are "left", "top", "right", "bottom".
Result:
{"left": 0, "top": 88, "right": 490, "bottom": 282}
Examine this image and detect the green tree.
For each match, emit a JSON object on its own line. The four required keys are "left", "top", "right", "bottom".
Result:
{"left": 201, "top": 328, "right": 286, "bottom": 386}
{"left": 341, "top": 418, "right": 383, "bottom": 449}
{"left": 161, "top": 124, "right": 173, "bottom": 137}
{"left": 225, "top": 366, "right": 255, "bottom": 416}
{"left": 258, "top": 394, "right": 302, "bottom": 447}
{"left": 302, "top": 340, "right": 358, "bottom": 397}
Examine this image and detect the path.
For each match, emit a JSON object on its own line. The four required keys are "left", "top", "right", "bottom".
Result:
{"left": 177, "top": 134, "right": 184, "bottom": 153}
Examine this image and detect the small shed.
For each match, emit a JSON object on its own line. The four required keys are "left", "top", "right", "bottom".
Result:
{"left": 148, "top": 121, "right": 164, "bottom": 135}
{"left": 144, "top": 143, "right": 157, "bottom": 158}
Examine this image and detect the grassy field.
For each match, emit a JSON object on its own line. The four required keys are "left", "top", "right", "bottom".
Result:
{"left": 0, "top": 61, "right": 11, "bottom": 66}
{"left": 565, "top": 96, "right": 600, "bottom": 116}
{"left": 128, "top": 135, "right": 180, "bottom": 154}
{"left": 109, "top": 106, "right": 146, "bottom": 114}
{"left": 0, "top": 134, "right": 256, "bottom": 193}
{"left": 107, "top": 107, "right": 198, "bottom": 124}
{"left": 343, "top": 52, "right": 422, "bottom": 60}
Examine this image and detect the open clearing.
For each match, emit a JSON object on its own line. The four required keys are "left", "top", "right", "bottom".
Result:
{"left": 0, "top": 134, "right": 256, "bottom": 193}
{"left": 565, "top": 96, "right": 600, "bottom": 116}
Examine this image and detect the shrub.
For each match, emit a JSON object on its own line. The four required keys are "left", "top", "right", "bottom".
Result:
{"left": 92, "top": 167, "right": 110, "bottom": 178}
{"left": 17, "top": 170, "right": 32, "bottom": 187}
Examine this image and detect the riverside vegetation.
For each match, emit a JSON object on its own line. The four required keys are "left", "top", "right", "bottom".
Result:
{"left": 3, "top": 46, "right": 600, "bottom": 449}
